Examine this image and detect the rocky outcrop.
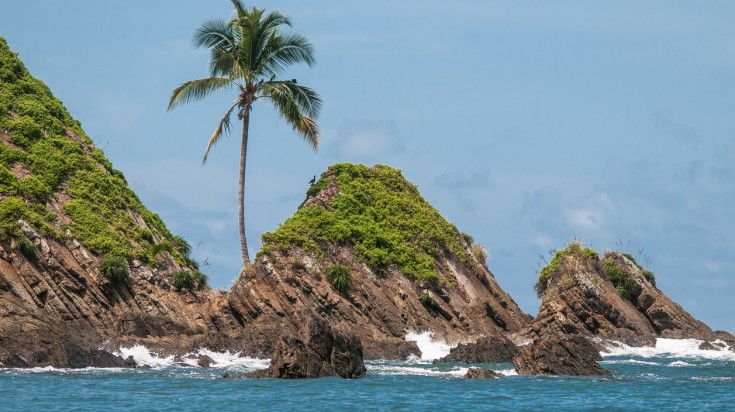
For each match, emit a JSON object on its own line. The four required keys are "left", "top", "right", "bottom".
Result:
{"left": 515, "top": 242, "right": 735, "bottom": 375}
{"left": 524, "top": 245, "right": 719, "bottom": 344}
{"left": 219, "top": 164, "right": 531, "bottom": 359}
{"left": 434, "top": 335, "right": 517, "bottom": 364}
{"left": 262, "top": 313, "right": 366, "bottom": 379}
{"left": 465, "top": 368, "right": 503, "bottom": 379}
{"left": 512, "top": 334, "right": 610, "bottom": 376}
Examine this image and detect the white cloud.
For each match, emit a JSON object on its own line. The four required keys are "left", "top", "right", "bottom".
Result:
{"left": 331, "top": 118, "right": 404, "bottom": 161}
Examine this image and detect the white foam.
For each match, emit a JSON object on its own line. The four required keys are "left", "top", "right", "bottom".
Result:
{"left": 114, "top": 345, "right": 270, "bottom": 370}
{"left": 600, "top": 359, "right": 659, "bottom": 366}
{"left": 601, "top": 338, "right": 735, "bottom": 361}
{"left": 367, "top": 363, "right": 469, "bottom": 377}
{"left": 115, "top": 344, "right": 175, "bottom": 368}
{"left": 404, "top": 331, "right": 455, "bottom": 361}
{"left": 669, "top": 361, "right": 692, "bottom": 367}
{"left": 179, "top": 348, "right": 270, "bottom": 370}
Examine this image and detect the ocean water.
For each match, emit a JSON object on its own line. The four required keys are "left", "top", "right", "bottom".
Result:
{"left": 2, "top": 333, "right": 734, "bottom": 411}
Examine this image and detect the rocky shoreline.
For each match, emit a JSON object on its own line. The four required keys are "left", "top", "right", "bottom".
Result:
{"left": 1, "top": 38, "right": 733, "bottom": 377}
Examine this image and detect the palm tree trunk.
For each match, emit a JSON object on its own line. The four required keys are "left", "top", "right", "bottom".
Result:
{"left": 238, "top": 109, "right": 251, "bottom": 266}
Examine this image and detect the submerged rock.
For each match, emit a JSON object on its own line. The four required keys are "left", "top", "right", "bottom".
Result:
{"left": 464, "top": 368, "right": 503, "bottom": 379}
{"left": 513, "top": 334, "right": 610, "bottom": 376}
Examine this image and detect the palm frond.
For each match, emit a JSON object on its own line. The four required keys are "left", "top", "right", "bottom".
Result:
{"left": 202, "top": 102, "right": 239, "bottom": 164}
{"left": 168, "top": 77, "right": 234, "bottom": 110}
{"left": 193, "top": 19, "right": 233, "bottom": 50}
{"left": 259, "top": 81, "right": 320, "bottom": 150}
{"left": 258, "top": 33, "right": 316, "bottom": 77}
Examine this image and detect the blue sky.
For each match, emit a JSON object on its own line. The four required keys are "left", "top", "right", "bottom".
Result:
{"left": 2, "top": 1, "right": 733, "bottom": 331}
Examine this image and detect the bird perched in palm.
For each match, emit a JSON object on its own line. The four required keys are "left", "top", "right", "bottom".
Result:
{"left": 168, "top": 0, "right": 322, "bottom": 267}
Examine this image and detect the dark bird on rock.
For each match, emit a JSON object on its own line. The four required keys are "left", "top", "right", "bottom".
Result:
{"left": 309, "top": 175, "right": 316, "bottom": 185}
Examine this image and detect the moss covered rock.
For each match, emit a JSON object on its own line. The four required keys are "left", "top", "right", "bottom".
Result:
{"left": 261, "top": 163, "right": 475, "bottom": 285}
{"left": 0, "top": 37, "right": 193, "bottom": 268}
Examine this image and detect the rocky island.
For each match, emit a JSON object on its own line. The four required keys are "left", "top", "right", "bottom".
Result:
{"left": 1, "top": 37, "right": 732, "bottom": 376}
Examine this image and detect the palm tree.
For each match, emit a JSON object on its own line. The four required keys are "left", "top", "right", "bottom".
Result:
{"left": 168, "top": 1, "right": 321, "bottom": 267}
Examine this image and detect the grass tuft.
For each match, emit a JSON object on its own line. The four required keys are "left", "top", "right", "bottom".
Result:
{"left": 173, "top": 270, "right": 207, "bottom": 291}
{"left": 100, "top": 255, "right": 130, "bottom": 283}
{"left": 14, "top": 236, "right": 39, "bottom": 264}
{"left": 325, "top": 264, "right": 350, "bottom": 293}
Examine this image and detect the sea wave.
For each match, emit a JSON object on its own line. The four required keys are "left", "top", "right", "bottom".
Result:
{"left": 600, "top": 338, "right": 735, "bottom": 361}
{"left": 404, "top": 331, "right": 455, "bottom": 361}
{"left": 114, "top": 344, "right": 270, "bottom": 370}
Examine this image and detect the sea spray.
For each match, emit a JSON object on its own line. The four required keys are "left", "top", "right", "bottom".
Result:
{"left": 404, "top": 331, "right": 455, "bottom": 361}
{"left": 601, "top": 338, "right": 735, "bottom": 361}
{"left": 114, "top": 345, "right": 270, "bottom": 370}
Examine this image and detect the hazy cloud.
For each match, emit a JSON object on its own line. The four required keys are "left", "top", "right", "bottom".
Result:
{"left": 653, "top": 112, "right": 700, "bottom": 145}
{"left": 333, "top": 118, "right": 404, "bottom": 160}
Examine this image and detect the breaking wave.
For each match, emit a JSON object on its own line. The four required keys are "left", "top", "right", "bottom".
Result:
{"left": 404, "top": 331, "right": 455, "bottom": 361}
{"left": 114, "top": 344, "right": 270, "bottom": 370}
{"left": 600, "top": 338, "right": 735, "bottom": 361}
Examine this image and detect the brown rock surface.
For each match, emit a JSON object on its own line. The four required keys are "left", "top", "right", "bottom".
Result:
{"left": 434, "top": 335, "right": 518, "bottom": 364}
{"left": 524, "top": 250, "right": 715, "bottom": 344}
{"left": 513, "top": 334, "right": 610, "bottom": 376}
{"left": 0, "top": 231, "right": 226, "bottom": 367}
{"left": 221, "top": 244, "right": 531, "bottom": 359}
{"left": 264, "top": 312, "right": 366, "bottom": 379}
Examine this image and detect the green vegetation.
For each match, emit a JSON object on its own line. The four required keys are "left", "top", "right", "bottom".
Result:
{"left": 471, "top": 242, "right": 488, "bottom": 267}
{"left": 173, "top": 270, "right": 208, "bottom": 291}
{"left": 14, "top": 236, "right": 39, "bottom": 264}
{"left": 0, "top": 37, "right": 195, "bottom": 273}
{"left": 100, "top": 255, "right": 130, "bottom": 283}
{"left": 325, "top": 264, "right": 350, "bottom": 293}
{"left": 622, "top": 252, "right": 657, "bottom": 287}
{"left": 168, "top": 1, "right": 322, "bottom": 266}
{"left": 535, "top": 240, "right": 599, "bottom": 298}
{"left": 603, "top": 257, "right": 637, "bottom": 300}
{"left": 261, "top": 163, "right": 473, "bottom": 286}
{"left": 419, "top": 291, "right": 439, "bottom": 310}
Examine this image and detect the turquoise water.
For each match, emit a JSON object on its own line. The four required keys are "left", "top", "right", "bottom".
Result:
{"left": 2, "top": 339, "right": 734, "bottom": 411}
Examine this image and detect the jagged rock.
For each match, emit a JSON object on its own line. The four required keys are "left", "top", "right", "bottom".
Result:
{"left": 464, "top": 368, "right": 503, "bottom": 379}
{"left": 434, "top": 335, "right": 518, "bottom": 364}
{"left": 525, "top": 247, "right": 715, "bottom": 344}
{"left": 264, "top": 313, "right": 366, "bottom": 379}
{"left": 513, "top": 334, "right": 611, "bottom": 376}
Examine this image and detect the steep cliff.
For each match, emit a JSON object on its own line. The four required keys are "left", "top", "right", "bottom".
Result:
{"left": 0, "top": 37, "right": 221, "bottom": 367}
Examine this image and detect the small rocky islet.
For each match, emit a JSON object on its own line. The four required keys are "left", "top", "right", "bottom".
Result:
{"left": 0, "top": 37, "right": 732, "bottom": 377}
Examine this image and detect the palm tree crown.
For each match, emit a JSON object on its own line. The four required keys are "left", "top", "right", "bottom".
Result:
{"left": 168, "top": 0, "right": 321, "bottom": 266}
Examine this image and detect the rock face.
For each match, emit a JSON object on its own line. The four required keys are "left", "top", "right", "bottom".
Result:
{"left": 434, "top": 335, "right": 517, "bottom": 364}
{"left": 525, "top": 245, "right": 718, "bottom": 344}
{"left": 0, "top": 37, "right": 229, "bottom": 367}
{"left": 515, "top": 242, "right": 735, "bottom": 376}
{"left": 264, "top": 313, "right": 366, "bottom": 379}
{"left": 513, "top": 334, "right": 610, "bottom": 376}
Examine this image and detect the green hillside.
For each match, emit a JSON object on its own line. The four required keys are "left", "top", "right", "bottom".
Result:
{"left": 0, "top": 37, "right": 193, "bottom": 268}
{"left": 261, "top": 163, "right": 485, "bottom": 285}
